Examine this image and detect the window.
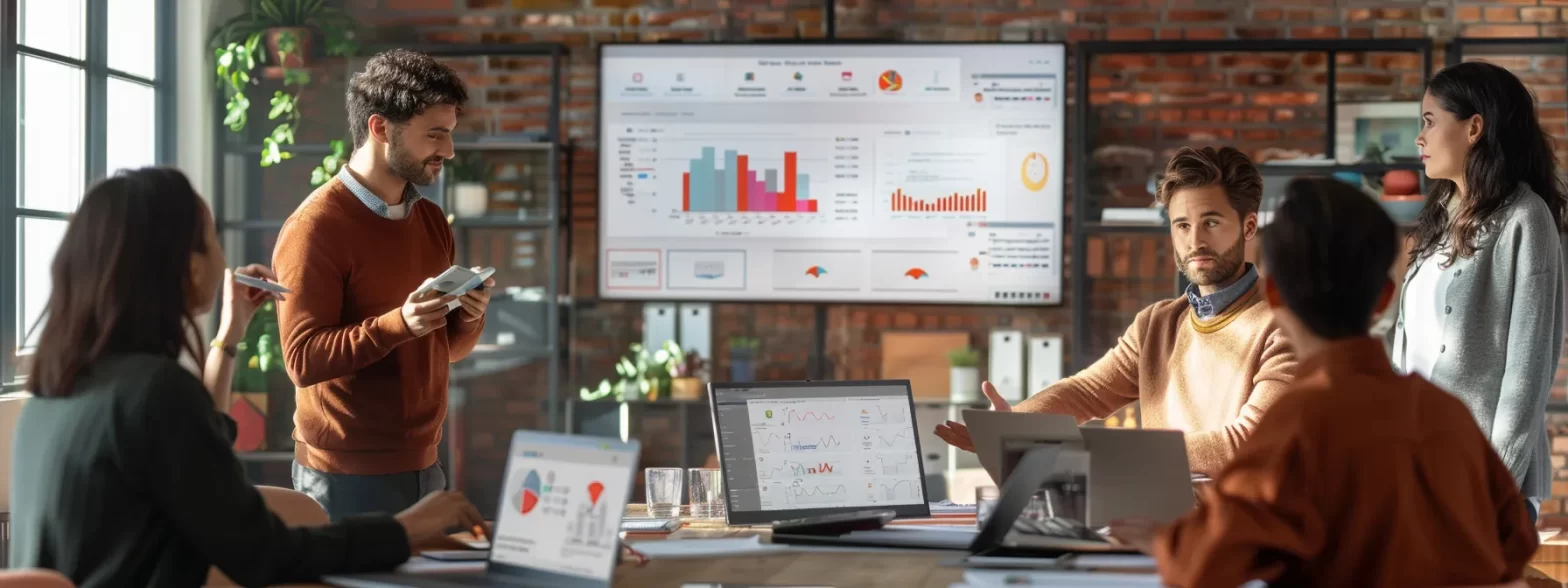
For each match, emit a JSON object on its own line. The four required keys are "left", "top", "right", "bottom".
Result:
{"left": 0, "top": 0, "right": 173, "bottom": 386}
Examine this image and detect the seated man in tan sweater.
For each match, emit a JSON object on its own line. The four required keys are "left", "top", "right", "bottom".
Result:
{"left": 935, "top": 146, "right": 1298, "bottom": 475}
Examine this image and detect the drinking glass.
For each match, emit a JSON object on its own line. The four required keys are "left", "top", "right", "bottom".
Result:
{"left": 974, "top": 486, "right": 1001, "bottom": 529}
{"left": 645, "top": 467, "right": 683, "bottom": 517}
{"left": 687, "top": 468, "right": 725, "bottom": 519}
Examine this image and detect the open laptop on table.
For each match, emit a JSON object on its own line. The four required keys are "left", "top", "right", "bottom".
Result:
{"left": 707, "top": 379, "right": 933, "bottom": 525}
{"left": 325, "top": 430, "right": 641, "bottom": 588}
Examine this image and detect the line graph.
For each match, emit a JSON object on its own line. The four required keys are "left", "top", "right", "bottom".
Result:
{"left": 861, "top": 430, "right": 914, "bottom": 451}
{"left": 753, "top": 431, "right": 844, "bottom": 453}
{"left": 856, "top": 405, "right": 907, "bottom": 426}
{"left": 786, "top": 484, "right": 849, "bottom": 506}
{"left": 879, "top": 480, "right": 920, "bottom": 501}
{"left": 758, "top": 457, "right": 843, "bottom": 479}
{"left": 863, "top": 454, "right": 917, "bottom": 476}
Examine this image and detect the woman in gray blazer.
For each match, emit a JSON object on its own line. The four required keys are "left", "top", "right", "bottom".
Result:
{"left": 1387, "top": 61, "right": 1568, "bottom": 522}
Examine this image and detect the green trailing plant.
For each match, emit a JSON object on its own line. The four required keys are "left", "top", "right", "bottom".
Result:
{"left": 310, "top": 139, "right": 350, "bottom": 187}
{"left": 947, "top": 346, "right": 981, "bottom": 369}
{"left": 210, "top": 0, "right": 358, "bottom": 172}
{"left": 234, "top": 301, "right": 282, "bottom": 393}
{"left": 727, "top": 336, "right": 761, "bottom": 352}
{"left": 579, "top": 341, "right": 682, "bottom": 401}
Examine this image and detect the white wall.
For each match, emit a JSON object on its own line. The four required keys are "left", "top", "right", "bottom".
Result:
{"left": 176, "top": 1, "right": 219, "bottom": 198}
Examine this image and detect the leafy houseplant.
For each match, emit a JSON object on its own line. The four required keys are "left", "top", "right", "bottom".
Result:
{"left": 210, "top": 0, "right": 358, "bottom": 172}
{"left": 579, "top": 341, "right": 682, "bottom": 402}
{"left": 947, "top": 346, "right": 981, "bottom": 403}
{"left": 231, "top": 301, "right": 295, "bottom": 451}
{"left": 669, "top": 349, "right": 707, "bottom": 401}
{"left": 727, "top": 336, "right": 760, "bottom": 382}
{"left": 309, "top": 139, "right": 350, "bottom": 187}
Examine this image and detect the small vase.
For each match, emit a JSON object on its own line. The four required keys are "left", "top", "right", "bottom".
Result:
{"left": 949, "top": 367, "right": 980, "bottom": 403}
{"left": 452, "top": 182, "right": 489, "bottom": 217}
{"left": 671, "top": 377, "right": 703, "bottom": 401}
{"left": 729, "top": 349, "right": 756, "bottom": 382}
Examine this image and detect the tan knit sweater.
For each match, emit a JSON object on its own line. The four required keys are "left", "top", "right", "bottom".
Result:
{"left": 1017, "top": 283, "right": 1297, "bottom": 475}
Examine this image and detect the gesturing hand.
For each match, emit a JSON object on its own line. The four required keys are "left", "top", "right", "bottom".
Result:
{"left": 402, "top": 288, "right": 457, "bottom": 338}
{"left": 932, "top": 380, "right": 1013, "bottom": 452}
{"left": 395, "top": 491, "right": 486, "bottom": 551}
{"left": 457, "top": 267, "right": 495, "bottom": 323}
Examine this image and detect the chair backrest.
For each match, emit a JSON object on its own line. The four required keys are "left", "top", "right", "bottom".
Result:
{"left": 0, "top": 569, "right": 73, "bottom": 587}
{"left": 205, "top": 486, "right": 328, "bottom": 586}
{"left": 0, "top": 394, "right": 31, "bottom": 512}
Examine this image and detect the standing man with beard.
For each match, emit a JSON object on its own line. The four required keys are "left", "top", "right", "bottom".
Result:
{"left": 273, "top": 49, "right": 492, "bottom": 520}
{"left": 936, "top": 147, "right": 1298, "bottom": 475}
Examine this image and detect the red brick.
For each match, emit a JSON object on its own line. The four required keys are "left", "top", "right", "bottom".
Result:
{"left": 1374, "top": 8, "right": 1418, "bottom": 21}
{"left": 388, "top": 0, "right": 452, "bottom": 8}
{"left": 1219, "top": 54, "right": 1295, "bottom": 69}
{"left": 1253, "top": 9, "right": 1283, "bottom": 21}
{"left": 1463, "top": 24, "right": 1543, "bottom": 38}
{"left": 1253, "top": 91, "right": 1321, "bottom": 107}
{"left": 1456, "top": 6, "right": 1484, "bottom": 22}
{"left": 1421, "top": 6, "right": 1448, "bottom": 21}
{"left": 1370, "top": 53, "right": 1424, "bottom": 71}
{"left": 1183, "top": 27, "right": 1228, "bottom": 40}
{"left": 1097, "top": 55, "right": 1157, "bottom": 70}
{"left": 1290, "top": 26, "right": 1341, "bottom": 39}
{"left": 1089, "top": 91, "right": 1154, "bottom": 106}
{"left": 643, "top": 10, "right": 722, "bottom": 27}
{"left": 1233, "top": 72, "right": 1292, "bottom": 87}
{"left": 1485, "top": 7, "right": 1522, "bottom": 23}
{"left": 1525, "top": 7, "right": 1562, "bottom": 23}
{"left": 1242, "top": 129, "right": 1284, "bottom": 141}
{"left": 1167, "top": 10, "right": 1230, "bottom": 22}
{"left": 1236, "top": 27, "right": 1284, "bottom": 39}
{"left": 1107, "top": 27, "right": 1156, "bottom": 41}
{"left": 1164, "top": 55, "right": 1209, "bottom": 68}
{"left": 1106, "top": 11, "right": 1160, "bottom": 25}
{"left": 980, "top": 10, "right": 1067, "bottom": 26}
{"left": 1344, "top": 8, "right": 1372, "bottom": 22}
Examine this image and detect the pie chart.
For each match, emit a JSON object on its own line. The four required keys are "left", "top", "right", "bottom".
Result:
{"left": 519, "top": 469, "right": 542, "bottom": 515}
{"left": 878, "top": 70, "right": 902, "bottom": 92}
{"left": 1021, "top": 152, "right": 1049, "bottom": 192}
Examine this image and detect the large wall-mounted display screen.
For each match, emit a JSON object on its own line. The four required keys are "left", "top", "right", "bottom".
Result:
{"left": 598, "top": 43, "right": 1065, "bottom": 305}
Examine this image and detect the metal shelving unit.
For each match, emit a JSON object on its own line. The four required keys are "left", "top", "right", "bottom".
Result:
{"left": 210, "top": 43, "right": 572, "bottom": 478}
{"left": 1070, "top": 38, "right": 1435, "bottom": 372}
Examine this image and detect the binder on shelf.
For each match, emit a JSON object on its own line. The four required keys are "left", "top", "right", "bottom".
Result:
{"left": 677, "top": 303, "right": 712, "bottom": 360}
{"left": 988, "top": 330, "right": 1025, "bottom": 403}
{"left": 1027, "top": 335, "right": 1064, "bottom": 393}
{"left": 643, "top": 303, "right": 678, "bottom": 353}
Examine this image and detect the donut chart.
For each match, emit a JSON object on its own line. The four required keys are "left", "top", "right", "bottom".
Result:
{"left": 1021, "top": 152, "right": 1049, "bottom": 192}
{"left": 878, "top": 70, "right": 902, "bottom": 92}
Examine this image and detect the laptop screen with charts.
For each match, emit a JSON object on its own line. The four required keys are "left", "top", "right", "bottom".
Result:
{"left": 708, "top": 380, "right": 932, "bottom": 525}
{"left": 326, "top": 431, "right": 641, "bottom": 588}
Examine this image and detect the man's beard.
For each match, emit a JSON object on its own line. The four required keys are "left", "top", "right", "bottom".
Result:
{"left": 1176, "top": 236, "right": 1246, "bottom": 286}
{"left": 387, "top": 132, "right": 441, "bottom": 186}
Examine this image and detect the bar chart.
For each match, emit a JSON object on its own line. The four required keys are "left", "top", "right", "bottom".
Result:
{"left": 681, "top": 146, "right": 818, "bottom": 213}
{"left": 889, "top": 188, "right": 987, "bottom": 213}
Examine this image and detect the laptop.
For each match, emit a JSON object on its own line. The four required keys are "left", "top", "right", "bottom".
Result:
{"left": 707, "top": 379, "right": 932, "bottom": 525}
{"left": 325, "top": 430, "right": 641, "bottom": 587}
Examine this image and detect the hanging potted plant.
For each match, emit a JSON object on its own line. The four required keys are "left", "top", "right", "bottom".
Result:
{"left": 948, "top": 346, "right": 981, "bottom": 404}
{"left": 727, "top": 336, "right": 760, "bottom": 382}
{"left": 210, "top": 0, "right": 358, "bottom": 169}
{"left": 579, "top": 342, "right": 677, "bottom": 403}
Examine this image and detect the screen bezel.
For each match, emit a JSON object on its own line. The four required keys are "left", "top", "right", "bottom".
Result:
{"left": 706, "top": 378, "right": 933, "bottom": 525}
{"left": 483, "top": 430, "right": 641, "bottom": 587}
{"left": 594, "top": 41, "right": 1069, "bottom": 305}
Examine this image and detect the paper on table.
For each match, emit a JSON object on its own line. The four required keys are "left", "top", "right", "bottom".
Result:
{"left": 929, "top": 500, "right": 977, "bottom": 515}
{"left": 961, "top": 569, "right": 1161, "bottom": 586}
{"left": 629, "top": 536, "right": 791, "bottom": 559}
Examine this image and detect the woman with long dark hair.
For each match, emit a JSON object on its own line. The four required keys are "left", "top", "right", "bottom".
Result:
{"left": 1387, "top": 61, "right": 1568, "bottom": 522}
{"left": 9, "top": 167, "right": 484, "bottom": 586}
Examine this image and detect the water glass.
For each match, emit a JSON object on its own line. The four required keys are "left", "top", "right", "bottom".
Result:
{"left": 645, "top": 467, "right": 683, "bottom": 517}
{"left": 687, "top": 468, "right": 725, "bottom": 519}
{"left": 974, "top": 486, "right": 1001, "bottom": 529}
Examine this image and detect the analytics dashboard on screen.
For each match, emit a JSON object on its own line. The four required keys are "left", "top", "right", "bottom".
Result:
{"left": 598, "top": 43, "right": 1065, "bottom": 305}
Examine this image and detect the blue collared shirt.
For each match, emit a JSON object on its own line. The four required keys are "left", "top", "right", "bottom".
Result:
{"left": 336, "top": 167, "right": 423, "bottom": 219}
{"left": 1185, "top": 263, "right": 1258, "bottom": 320}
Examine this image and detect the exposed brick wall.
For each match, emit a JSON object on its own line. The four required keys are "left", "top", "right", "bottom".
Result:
{"left": 240, "top": 0, "right": 1568, "bottom": 516}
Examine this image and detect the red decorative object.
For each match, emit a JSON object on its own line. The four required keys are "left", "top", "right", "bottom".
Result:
{"left": 230, "top": 396, "right": 266, "bottom": 452}
{"left": 1382, "top": 170, "right": 1420, "bottom": 197}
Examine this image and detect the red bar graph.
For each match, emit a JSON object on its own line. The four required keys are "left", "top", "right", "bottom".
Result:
{"left": 891, "top": 189, "right": 987, "bottom": 213}
{"left": 679, "top": 147, "right": 819, "bottom": 213}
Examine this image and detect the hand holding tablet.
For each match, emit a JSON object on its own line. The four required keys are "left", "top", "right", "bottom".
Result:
{"left": 417, "top": 266, "right": 496, "bottom": 312}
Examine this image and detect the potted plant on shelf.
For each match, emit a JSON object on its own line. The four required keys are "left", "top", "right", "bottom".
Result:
{"left": 579, "top": 341, "right": 678, "bottom": 403}
{"left": 948, "top": 346, "right": 981, "bottom": 404}
{"left": 727, "top": 336, "right": 760, "bottom": 382}
{"left": 446, "top": 152, "right": 490, "bottom": 218}
{"left": 669, "top": 345, "right": 707, "bottom": 401}
{"left": 210, "top": 0, "right": 358, "bottom": 169}
{"left": 230, "top": 301, "right": 294, "bottom": 452}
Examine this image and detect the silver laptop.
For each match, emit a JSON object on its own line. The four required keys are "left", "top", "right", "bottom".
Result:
{"left": 962, "top": 410, "right": 1195, "bottom": 525}
{"left": 325, "top": 431, "right": 641, "bottom": 587}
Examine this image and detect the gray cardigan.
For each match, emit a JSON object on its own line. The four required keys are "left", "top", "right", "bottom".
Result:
{"left": 1385, "top": 184, "right": 1566, "bottom": 499}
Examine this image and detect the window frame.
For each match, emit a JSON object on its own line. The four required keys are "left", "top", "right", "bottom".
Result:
{"left": 0, "top": 0, "right": 177, "bottom": 389}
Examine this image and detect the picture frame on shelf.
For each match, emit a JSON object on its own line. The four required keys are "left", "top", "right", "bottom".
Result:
{"left": 1335, "top": 102, "right": 1422, "bottom": 165}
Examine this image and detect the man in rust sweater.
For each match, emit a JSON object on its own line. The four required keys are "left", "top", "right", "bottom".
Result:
{"left": 274, "top": 50, "right": 490, "bottom": 520}
{"left": 936, "top": 146, "right": 1298, "bottom": 475}
{"left": 1109, "top": 178, "right": 1536, "bottom": 587}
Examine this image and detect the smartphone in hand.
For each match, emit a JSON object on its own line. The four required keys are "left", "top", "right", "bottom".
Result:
{"left": 233, "top": 273, "right": 291, "bottom": 294}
